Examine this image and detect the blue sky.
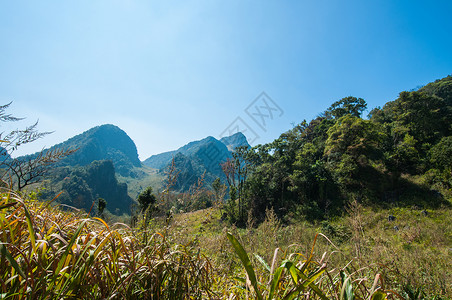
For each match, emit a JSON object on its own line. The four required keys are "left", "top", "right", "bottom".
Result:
{"left": 1, "top": 1, "right": 451, "bottom": 159}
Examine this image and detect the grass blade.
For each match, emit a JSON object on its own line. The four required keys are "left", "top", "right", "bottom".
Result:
{"left": 227, "top": 232, "right": 263, "bottom": 300}
{"left": 0, "top": 243, "right": 26, "bottom": 279}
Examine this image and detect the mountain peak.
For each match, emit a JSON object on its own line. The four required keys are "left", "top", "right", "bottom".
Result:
{"left": 48, "top": 124, "right": 141, "bottom": 176}
{"left": 220, "top": 132, "right": 250, "bottom": 151}
{"left": 142, "top": 132, "right": 251, "bottom": 191}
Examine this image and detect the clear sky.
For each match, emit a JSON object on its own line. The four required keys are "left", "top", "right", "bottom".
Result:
{"left": 1, "top": 1, "right": 451, "bottom": 159}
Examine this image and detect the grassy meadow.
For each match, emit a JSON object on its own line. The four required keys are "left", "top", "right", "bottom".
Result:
{"left": 1, "top": 187, "right": 450, "bottom": 299}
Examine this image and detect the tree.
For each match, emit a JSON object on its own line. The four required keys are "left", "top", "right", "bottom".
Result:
{"left": 324, "top": 115, "right": 385, "bottom": 200}
{"left": 4, "top": 147, "right": 76, "bottom": 191}
{"left": 391, "top": 91, "right": 450, "bottom": 146}
{"left": 289, "top": 142, "right": 335, "bottom": 219}
{"left": 220, "top": 146, "right": 253, "bottom": 225}
{"left": 137, "top": 186, "right": 157, "bottom": 214}
{"left": 324, "top": 96, "right": 367, "bottom": 119}
{"left": 429, "top": 136, "right": 452, "bottom": 171}
{"left": 212, "top": 177, "right": 227, "bottom": 207}
{"left": 428, "top": 136, "right": 452, "bottom": 190}
{"left": 324, "top": 115, "right": 383, "bottom": 160}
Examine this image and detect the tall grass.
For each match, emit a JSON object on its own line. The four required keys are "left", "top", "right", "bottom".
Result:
{"left": 165, "top": 206, "right": 451, "bottom": 299}
{"left": 226, "top": 231, "right": 401, "bottom": 299}
{"left": 0, "top": 187, "right": 214, "bottom": 299}
{"left": 1, "top": 188, "right": 450, "bottom": 299}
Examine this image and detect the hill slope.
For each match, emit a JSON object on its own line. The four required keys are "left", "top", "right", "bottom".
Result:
{"left": 24, "top": 124, "right": 140, "bottom": 214}
{"left": 40, "top": 160, "right": 133, "bottom": 215}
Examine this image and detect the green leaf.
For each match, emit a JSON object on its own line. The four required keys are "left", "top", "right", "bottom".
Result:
{"left": 0, "top": 201, "right": 18, "bottom": 210}
{"left": 268, "top": 265, "right": 284, "bottom": 299}
{"left": 51, "top": 220, "right": 87, "bottom": 290}
{"left": 0, "top": 243, "right": 26, "bottom": 280}
{"left": 340, "top": 271, "right": 355, "bottom": 300}
{"left": 254, "top": 253, "right": 271, "bottom": 272}
{"left": 22, "top": 204, "right": 37, "bottom": 254}
{"left": 370, "top": 290, "right": 387, "bottom": 300}
{"left": 283, "top": 266, "right": 327, "bottom": 300}
{"left": 227, "top": 232, "right": 263, "bottom": 300}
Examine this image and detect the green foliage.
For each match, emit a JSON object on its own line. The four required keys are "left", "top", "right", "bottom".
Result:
{"left": 137, "top": 186, "right": 156, "bottom": 213}
{"left": 419, "top": 74, "right": 452, "bottom": 106}
{"left": 146, "top": 133, "right": 250, "bottom": 192}
{"left": 231, "top": 75, "right": 452, "bottom": 225}
{"left": 212, "top": 178, "right": 225, "bottom": 201}
{"left": 391, "top": 91, "right": 450, "bottom": 147}
{"left": 325, "top": 96, "right": 367, "bottom": 119}
{"left": 429, "top": 136, "right": 452, "bottom": 171}
{"left": 2, "top": 187, "right": 449, "bottom": 298}
{"left": 32, "top": 124, "right": 142, "bottom": 177}
{"left": 324, "top": 115, "right": 383, "bottom": 159}
{"left": 226, "top": 230, "right": 400, "bottom": 299}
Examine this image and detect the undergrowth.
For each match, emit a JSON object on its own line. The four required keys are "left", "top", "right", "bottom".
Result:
{"left": 0, "top": 188, "right": 213, "bottom": 299}
{"left": 1, "top": 188, "right": 450, "bottom": 299}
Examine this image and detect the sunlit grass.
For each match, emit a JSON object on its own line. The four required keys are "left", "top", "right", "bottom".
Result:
{"left": 1, "top": 188, "right": 450, "bottom": 299}
{"left": 0, "top": 187, "right": 213, "bottom": 299}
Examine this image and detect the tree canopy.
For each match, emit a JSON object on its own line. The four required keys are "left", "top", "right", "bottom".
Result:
{"left": 220, "top": 76, "right": 452, "bottom": 226}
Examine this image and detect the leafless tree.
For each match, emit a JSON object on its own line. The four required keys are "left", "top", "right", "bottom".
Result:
{"left": 0, "top": 102, "right": 76, "bottom": 191}
{"left": 3, "top": 147, "right": 76, "bottom": 191}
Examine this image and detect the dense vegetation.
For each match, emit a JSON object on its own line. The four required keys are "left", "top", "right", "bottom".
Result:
{"left": 21, "top": 127, "right": 249, "bottom": 215}
{"left": 219, "top": 77, "right": 452, "bottom": 226}
{"left": 1, "top": 190, "right": 450, "bottom": 299}
{"left": 39, "top": 160, "right": 133, "bottom": 216}
{"left": 53, "top": 124, "right": 142, "bottom": 177}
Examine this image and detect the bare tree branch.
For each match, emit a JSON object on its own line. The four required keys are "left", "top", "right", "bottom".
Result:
{"left": 0, "top": 102, "right": 75, "bottom": 191}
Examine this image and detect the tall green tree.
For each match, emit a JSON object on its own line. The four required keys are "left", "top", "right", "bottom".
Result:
{"left": 137, "top": 186, "right": 157, "bottom": 214}
{"left": 325, "top": 96, "right": 367, "bottom": 119}
{"left": 221, "top": 146, "right": 254, "bottom": 226}
{"left": 324, "top": 115, "right": 385, "bottom": 200}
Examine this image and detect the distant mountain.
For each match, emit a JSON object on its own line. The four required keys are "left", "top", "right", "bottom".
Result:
{"left": 48, "top": 124, "right": 141, "bottom": 177}
{"left": 143, "top": 151, "right": 177, "bottom": 170}
{"left": 220, "top": 132, "right": 250, "bottom": 151}
{"left": 143, "top": 132, "right": 250, "bottom": 191}
{"left": 17, "top": 126, "right": 250, "bottom": 212}
{"left": 21, "top": 124, "right": 140, "bottom": 215}
{"left": 144, "top": 132, "right": 249, "bottom": 168}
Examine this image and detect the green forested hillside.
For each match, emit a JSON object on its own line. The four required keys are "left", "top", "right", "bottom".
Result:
{"left": 219, "top": 76, "right": 452, "bottom": 226}
{"left": 18, "top": 124, "right": 141, "bottom": 215}
{"left": 47, "top": 124, "right": 141, "bottom": 177}
{"left": 11, "top": 76, "right": 452, "bottom": 221}
{"left": 419, "top": 75, "right": 452, "bottom": 105}
{"left": 39, "top": 160, "right": 133, "bottom": 215}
